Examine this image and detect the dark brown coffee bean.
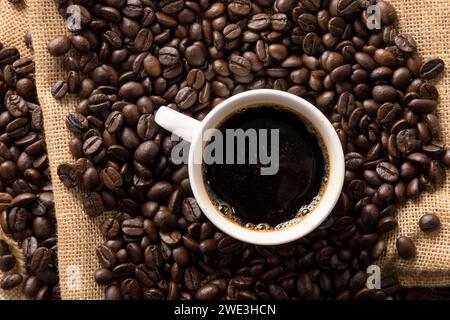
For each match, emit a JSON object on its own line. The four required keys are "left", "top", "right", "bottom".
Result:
{"left": 396, "top": 129, "right": 421, "bottom": 155}
{"left": 135, "top": 29, "right": 153, "bottom": 52}
{"left": 153, "top": 206, "right": 177, "bottom": 231}
{"left": 47, "top": 36, "right": 71, "bottom": 56}
{"left": 83, "top": 192, "right": 104, "bottom": 217}
{"left": 83, "top": 135, "right": 103, "bottom": 156}
{"left": 96, "top": 244, "right": 117, "bottom": 269}
{"left": 376, "top": 216, "right": 398, "bottom": 234}
{"left": 419, "top": 213, "right": 440, "bottom": 232}
{"left": 0, "top": 192, "right": 13, "bottom": 211}
{"left": 396, "top": 236, "right": 416, "bottom": 260}
{"left": 6, "top": 94, "right": 28, "bottom": 117}
{"left": 182, "top": 197, "right": 202, "bottom": 222}
{"left": 376, "top": 162, "right": 399, "bottom": 183}
{"left": 0, "top": 254, "right": 16, "bottom": 272}
{"left": 30, "top": 247, "right": 52, "bottom": 273}
{"left": 228, "top": 0, "right": 252, "bottom": 16}
{"left": 57, "top": 164, "right": 79, "bottom": 188}
{"left": 158, "top": 46, "right": 180, "bottom": 66}
{"left": 184, "top": 266, "right": 201, "bottom": 291}
{"left": 51, "top": 80, "right": 69, "bottom": 99}
{"left": 1, "top": 273, "right": 23, "bottom": 290}
{"left": 407, "top": 99, "right": 437, "bottom": 114}
{"left": 66, "top": 112, "right": 89, "bottom": 134}
{"left": 394, "top": 34, "right": 416, "bottom": 53}
{"left": 0, "top": 47, "right": 19, "bottom": 65}
{"left": 175, "top": 86, "right": 198, "bottom": 109}
{"left": 194, "top": 283, "right": 220, "bottom": 300}
{"left": 303, "top": 32, "right": 323, "bottom": 56}
{"left": 119, "top": 82, "right": 145, "bottom": 100}
{"left": 420, "top": 58, "right": 445, "bottom": 80}
{"left": 223, "top": 24, "right": 241, "bottom": 40}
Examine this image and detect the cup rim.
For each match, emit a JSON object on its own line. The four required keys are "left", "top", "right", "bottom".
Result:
{"left": 188, "top": 89, "right": 345, "bottom": 245}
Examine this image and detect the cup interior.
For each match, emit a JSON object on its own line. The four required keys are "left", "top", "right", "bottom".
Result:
{"left": 189, "top": 89, "right": 345, "bottom": 245}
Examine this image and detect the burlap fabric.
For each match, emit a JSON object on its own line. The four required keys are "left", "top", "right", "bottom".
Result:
{"left": 0, "top": 0, "right": 449, "bottom": 300}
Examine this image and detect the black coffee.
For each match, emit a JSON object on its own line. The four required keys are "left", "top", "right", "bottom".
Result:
{"left": 204, "top": 106, "right": 327, "bottom": 229}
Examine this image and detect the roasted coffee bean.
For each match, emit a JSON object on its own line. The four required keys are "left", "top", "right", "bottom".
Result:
{"left": 51, "top": 80, "right": 69, "bottom": 99}
{"left": 396, "top": 236, "right": 416, "bottom": 260}
{"left": 395, "top": 34, "right": 416, "bottom": 53}
{"left": 175, "top": 87, "right": 197, "bottom": 109}
{"left": 376, "top": 162, "right": 399, "bottom": 183}
{"left": 419, "top": 58, "right": 445, "bottom": 79}
{"left": 419, "top": 213, "right": 440, "bottom": 232}
{"left": 96, "top": 245, "right": 117, "bottom": 269}
{"left": 194, "top": 283, "right": 220, "bottom": 300}
{"left": 101, "top": 167, "right": 123, "bottom": 190}
{"left": 6, "top": 94, "right": 28, "bottom": 117}
{"left": 0, "top": 192, "right": 13, "bottom": 211}
{"left": 0, "top": 254, "right": 16, "bottom": 272}
{"left": 137, "top": 114, "right": 157, "bottom": 140}
{"left": 30, "top": 247, "right": 52, "bottom": 273}
{"left": 83, "top": 192, "right": 104, "bottom": 217}
{"left": 182, "top": 197, "right": 202, "bottom": 222}
{"left": 66, "top": 112, "right": 89, "bottom": 134}
{"left": 57, "top": 164, "right": 79, "bottom": 188}
{"left": 1, "top": 273, "right": 23, "bottom": 290}
{"left": 47, "top": 36, "right": 71, "bottom": 56}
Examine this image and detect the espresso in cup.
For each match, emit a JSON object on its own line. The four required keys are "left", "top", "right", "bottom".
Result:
{"left": 203, "top": 105, "right": 329, "bottom": 231}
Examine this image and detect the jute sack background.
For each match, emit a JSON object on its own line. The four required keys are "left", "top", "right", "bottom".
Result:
{"left": 0, "top": 0, "right": 31, "bottom": 300}
{"left": 0, "top": 0, "right": 448, "bottom": 299}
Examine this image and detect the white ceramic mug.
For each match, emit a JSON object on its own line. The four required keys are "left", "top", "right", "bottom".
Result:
{"left": 155, "top": 89, "right": 344, "bottom": 245}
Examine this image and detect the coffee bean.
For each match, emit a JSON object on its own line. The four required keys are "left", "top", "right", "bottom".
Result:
{"left": 159, "top": 46, "right": 180, "bottom": 66}
{"left": 395, "top": 34, "right": 416, "bottom": 53}
{"left": 97, "top": 245, "right": 117, "bottom": 269}
{"left": 0, "top": 254, "right": 16, "bottom": 272}
{"left": 1, "top": 273, "right": 23, "bottom": 290}
{"left": 57, "top": 164, "right": 79, "bottom": 188}
{"left": 420, "top": 58, "right": 445, "bottom": 80}
{"left": 83, "top": 192, "right": 104, "bottom": 217}
{"left": 30, "top": 247, "right": 52, "bottom": 273}
{"left": 95, "top": 268, "right": 114, "bottom": 285}
{"left": 419, "top": 213, "right": 440, "bottom": 232}
{"left": 396, "top": 236, "right": 416, "bottom": 260}
{"left": 0, "top": 192, "right": 13, "bottom": 211}
{"left": 6, "top": 94, "right": 28, "bottom": 117}
{"left": 153, "top": 206, "right": 177, "bottom": 231}
{"left": 228, "top": 0, "right": 252, "bottom": 16}
{"left": 376, "top": 162, "right": 399, "bottom": 183}
{"left": 47, "top": 36, "right": 71, "bottom": 56}
{"left": 122, "top": 218, "right": 144, "bottom": 238}
{"left": 195, "top": 284, "right": 220, "bottom": 300}
{"left": 100, "top": 167, "right": 122, "bottom": 190}
{"left": 51, "top": 80, "right": 69, "bottom": 99}
{"left": 66, "top": 112, "right": 89, "bottom": 134}
{"left": 119, "top": 82, "right": 145, "bottom": 100}
{"left": 175, "top": 87, "right": 198, "bottom": 109}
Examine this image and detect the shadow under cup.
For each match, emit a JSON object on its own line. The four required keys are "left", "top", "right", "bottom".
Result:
{"left": 188, "top": 90, "right": 345, "bottom": 245}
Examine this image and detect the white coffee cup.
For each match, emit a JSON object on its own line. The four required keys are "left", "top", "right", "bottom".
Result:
{"left": 155, "top": 89, "right": 344, "bottom": 245}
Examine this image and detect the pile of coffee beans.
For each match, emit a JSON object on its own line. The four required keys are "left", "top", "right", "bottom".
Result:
{"left": 53, "top": 0, "right": 447, "bottom": 299}
{"left": 0, "top": 239, "right": 23, "bottom": 291}
{"left": 0, "top": 41, "right": 59, "bottom": 299}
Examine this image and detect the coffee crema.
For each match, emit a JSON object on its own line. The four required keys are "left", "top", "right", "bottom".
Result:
{"left": 203, "top": 106, "right": 328, "bottom": 230}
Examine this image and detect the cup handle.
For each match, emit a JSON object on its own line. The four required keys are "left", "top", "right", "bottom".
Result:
{"left": 155, "top": 106, "right": 201, "bottom": 143}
